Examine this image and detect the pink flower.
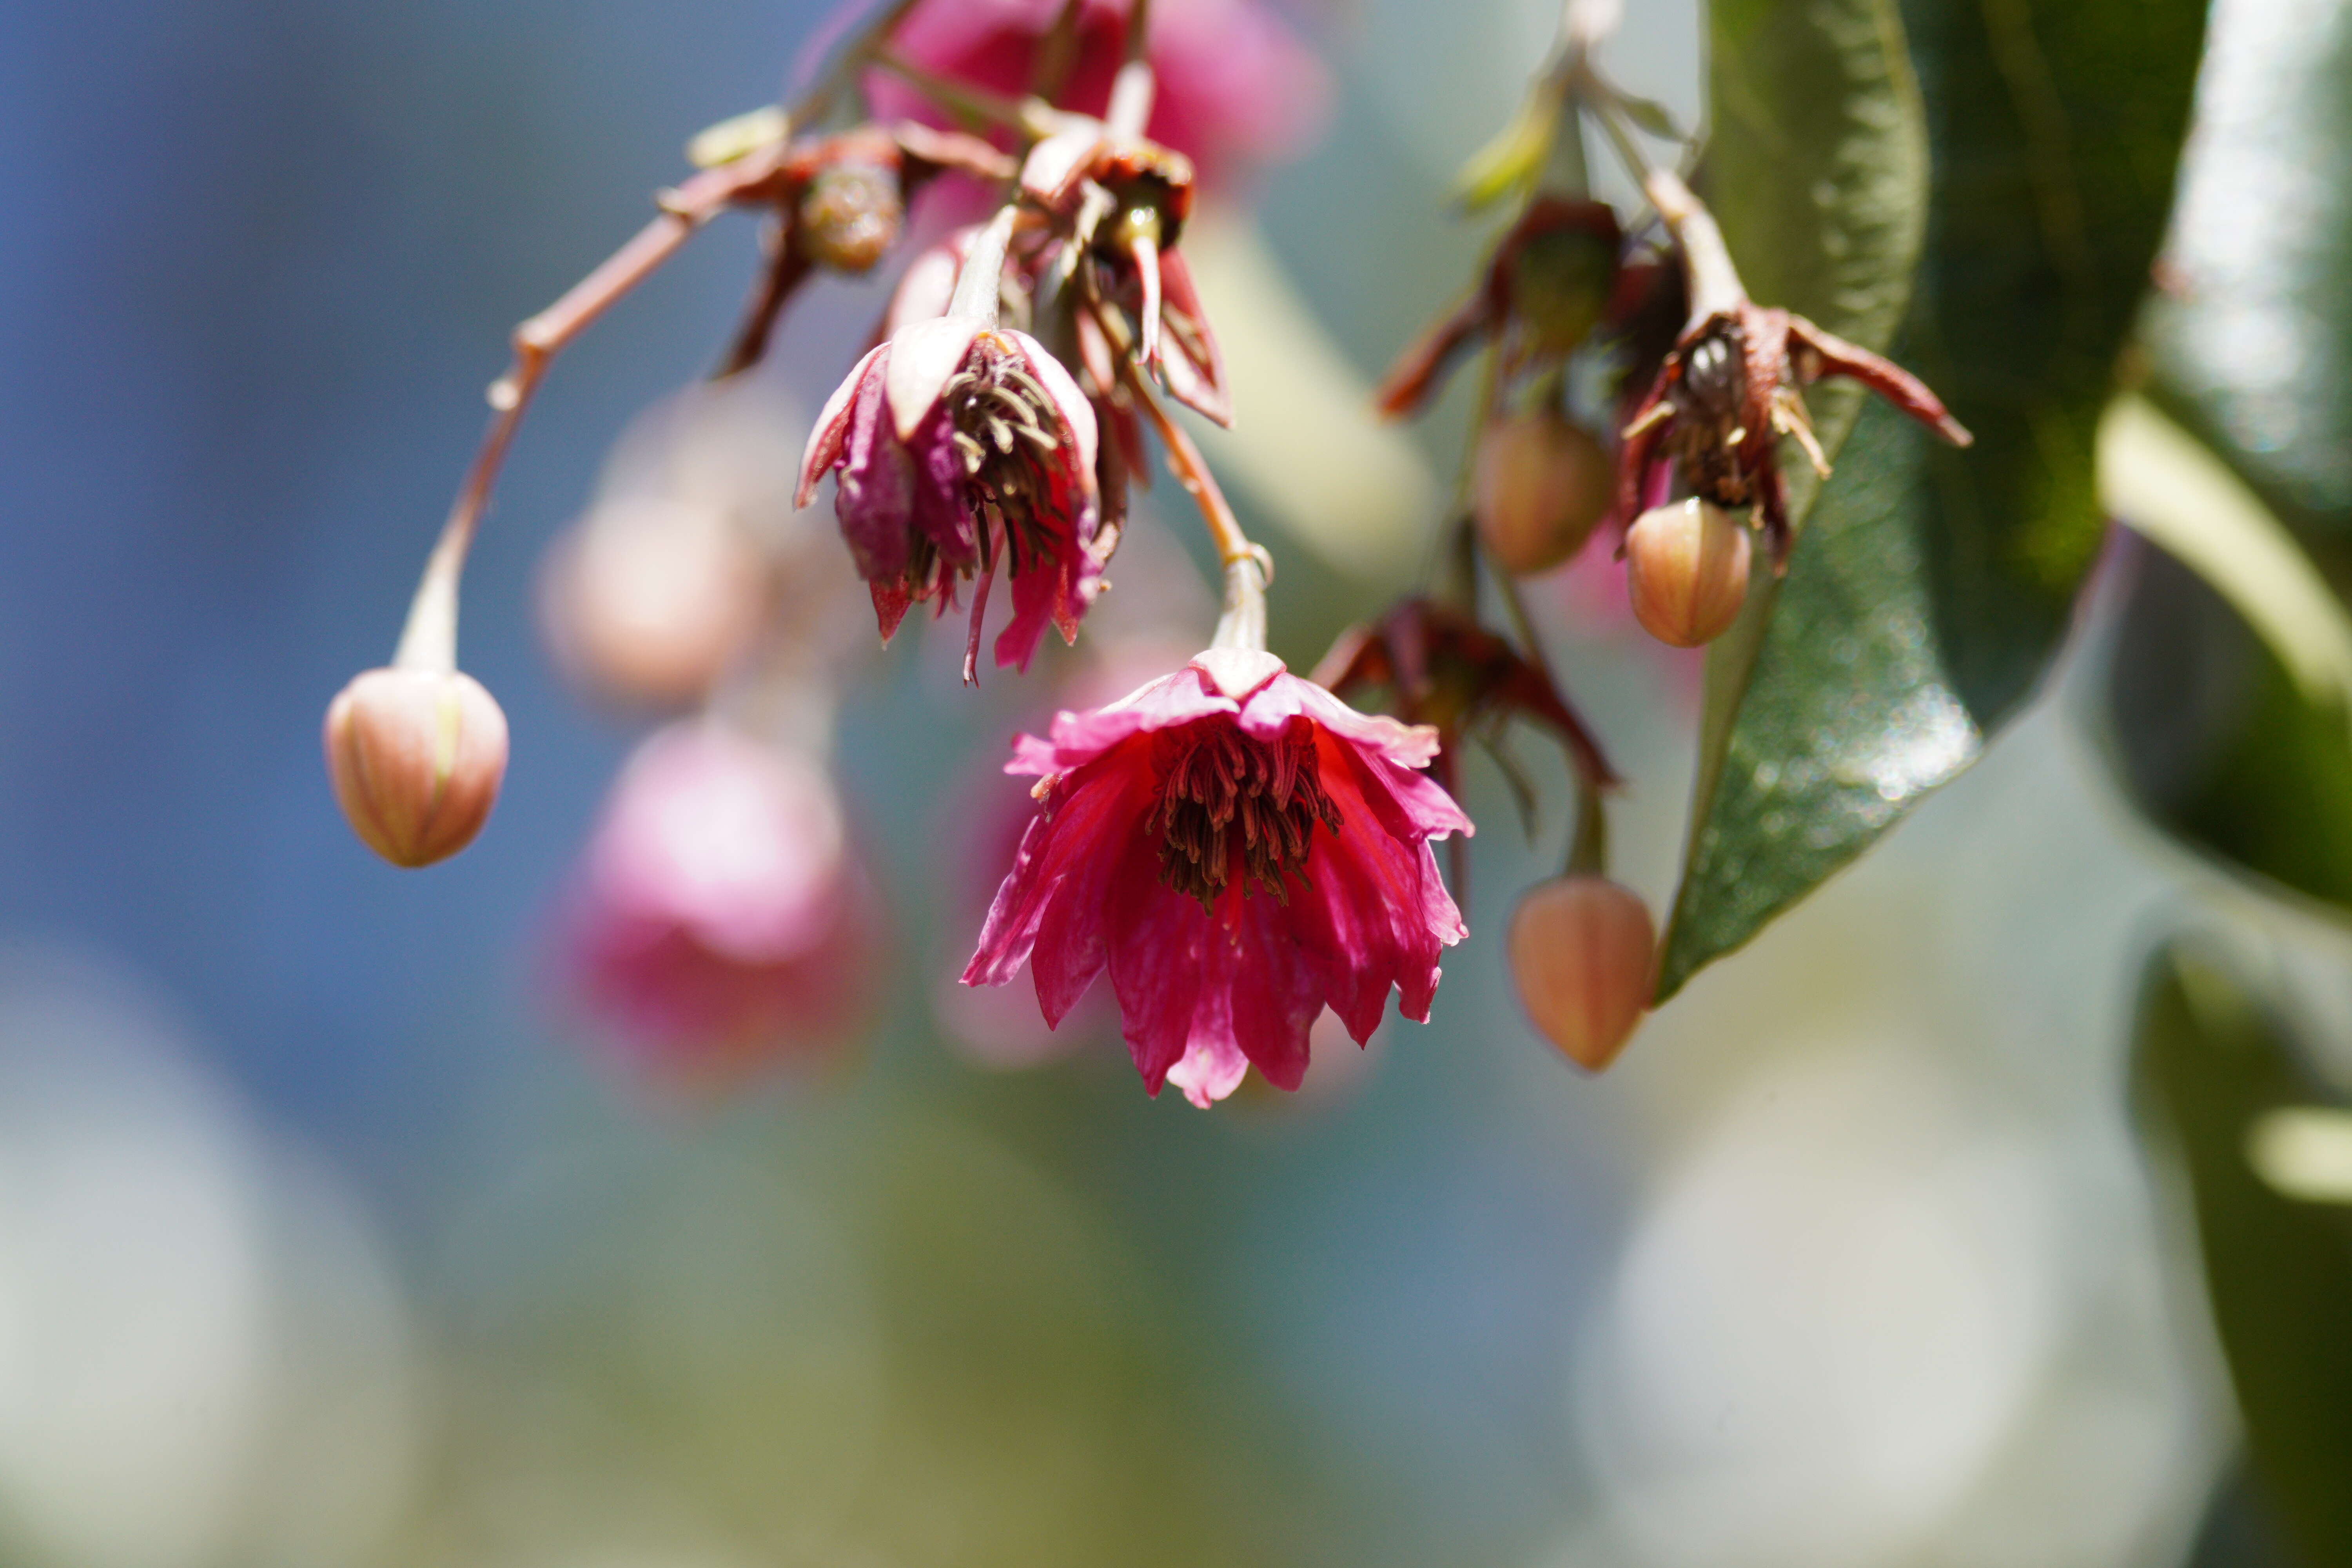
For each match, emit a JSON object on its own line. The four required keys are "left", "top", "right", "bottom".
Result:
{"left": 560, "top": 722, "right": 882, "bottom": 1084}
{"left": 962, "top": 647, "right": 1472, "bottom": 1107}
{"left": 869, "top": 0, "right": 1329, "bottom": 189}
{"left": 797, "top": 306, "right": 1104, "bottom": 678}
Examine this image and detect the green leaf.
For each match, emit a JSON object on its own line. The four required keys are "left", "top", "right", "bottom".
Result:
{"left": 2096, "top": 4, "right": 2352, "bottom": 917}
{"left": 2098, "top": 537, "right": 2352, "bottom": 919}
{"left": 2141, "top": 4, "right": 2352, "bottom": 542}
{"left": 2102, "top": 395, "right": 2352, "bottom": 731}
{"left": 1454, "top": 87, "right": 1563, "bottom": 213}
{"left": 2136, "top": 940, "right": 2352, "bottom": 1564}
{"left": 1656, "top": 0, "right": 2207, "bottom": 1000}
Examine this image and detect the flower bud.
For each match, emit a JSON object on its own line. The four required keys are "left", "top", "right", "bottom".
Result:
{"left": 797, "top": 162, "right": 902, "bottom": 274}
{"left": 1623, "top": 497, "right": 1751, "bottom": 647}
{"left": 1507, "top": 222, "right": 1619, "bottom": 356}
{"left": 1507, "top": 876, "right": 1655, "bottom": 1072}
{"left": 323, "top": 667, "right": 508, "bottom": 867}
{"left": 1474, "top": 410, "right": 1614, "bottom": 575}
{"left": 537, "top": 495, "right": 768, "bottom": 711}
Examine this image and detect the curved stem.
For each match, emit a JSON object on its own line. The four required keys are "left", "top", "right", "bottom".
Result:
{"left": 1130, "top": 374, "right": 1255, "bottom": 568}
{"left": 393, "top": 150, "right": 787, "bottom": 671}
{"left": 1125, "top": 365, "right": 1267, "bottom": 648}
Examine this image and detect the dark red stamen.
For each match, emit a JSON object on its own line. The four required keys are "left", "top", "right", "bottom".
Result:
{"left": 1147, "top": 719, "right": 1342, "bottom": 909}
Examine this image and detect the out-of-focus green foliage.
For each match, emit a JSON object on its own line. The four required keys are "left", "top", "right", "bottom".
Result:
{"left": 1658, "top": 0, "right": 2205, "bottom": 999}
{"left": 2137, "top": 940, "right": 2352, "bottom": 1564}
{"left": 2100, "top": 4, "right": 2352, "bottom": 919}
{"left": 388, "top": 1105, "right": 1319, "bottom": 1568}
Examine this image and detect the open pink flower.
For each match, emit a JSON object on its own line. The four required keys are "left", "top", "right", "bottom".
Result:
{"left": 868, "top": 0, "right": 1329, "bottom": 190}
{"left": 962, "top": 647, "right": 1471, "bottom": 1107}
{"left": 559, "top": 722, "right": 881, "bottom": 1084}
{"left": 797, "top": 300, "right": 1104, "bottom": 677}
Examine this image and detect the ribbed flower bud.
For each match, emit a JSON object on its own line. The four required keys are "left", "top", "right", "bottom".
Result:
{"left": 1474, "top": 410, "right": 1614, "bottom": 575}
{"left": 1624, "top": 497, "right": 1750, "bottom": 647}
{"left": 1506, "top": 875, "right": 1654, "bottom": 1072}
{"left": 323, "top": 668, "right": 509, "bottom": 867}
{"left": 538, "top": 496, "right": 767, "bottom": 711}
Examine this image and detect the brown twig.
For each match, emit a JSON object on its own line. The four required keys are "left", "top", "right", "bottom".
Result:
{"left": 713, "top": 221, "right": 815, "bottom": 378}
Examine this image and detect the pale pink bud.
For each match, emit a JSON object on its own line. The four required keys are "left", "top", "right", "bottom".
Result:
{"left": 1624, "top": 497, "right": 1751, "bottom": 647}
{"left": 537, "top": 496, "right": 768, "bottom": 710}
{"left": 1474, "top": 410, "right": 1615, "bottom": 575}
{"left": 1506, "top": 875, "right": 1654, "bottom": 1072}
{"left": 323, "top": 668, "right": 509, "bottom": 867}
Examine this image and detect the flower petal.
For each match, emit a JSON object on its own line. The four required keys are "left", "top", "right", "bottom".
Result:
{"left": 836, "top": 369, "right": 918, "bottom": 581}
{"left": 1033, "top": 664, "right": 1236, "bottom": 770}
{"left": 1005, "top": 329, "right": 1100, "bottom": 484}
{"left": 798, "top": 342, "right": 887, "bottom": 506}
{"left": 962, "top": 744, "right": 1148, "bottom": 1012}
{"left": 1104, "top": 839, "right": 1209, "bottom": 1094}
{"left": 886, "top": 316, "right": 985, "bottom": 441}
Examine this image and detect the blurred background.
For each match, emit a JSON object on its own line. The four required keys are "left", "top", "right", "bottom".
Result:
{"left": 0, "top": 0, "right": 2332, "bottom": 1563}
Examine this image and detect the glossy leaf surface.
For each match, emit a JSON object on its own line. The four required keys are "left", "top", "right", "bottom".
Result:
{"left": 1657, "top": 0, "right": 2205, "bottom": 999}
{"left": 2100, "top": 1, "right": 2352, "bottom": 917}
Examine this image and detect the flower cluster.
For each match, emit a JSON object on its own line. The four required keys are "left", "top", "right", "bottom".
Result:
{"left": 322, "top": 0, "right": 1976, "bottom": 1101}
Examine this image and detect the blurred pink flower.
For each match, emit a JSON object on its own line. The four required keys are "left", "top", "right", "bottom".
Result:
{"left": 868, "top": 0, "right": 1329, "bottom": 189}
{"left": 963, "top": 648, "right": 1470, "bottom": 1107}
{"left": 560, "top": 722, "right": 882, "bottom": 1084}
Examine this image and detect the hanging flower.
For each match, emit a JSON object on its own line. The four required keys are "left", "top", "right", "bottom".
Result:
{"left": 798, "top": 209, "right": 1104, "bottom": 678}
{"left": 963, "top": 646, "right": 1471, "bottom": 1107}
{"left": 558, "top": 722, "right": 882, "bottom": 1085}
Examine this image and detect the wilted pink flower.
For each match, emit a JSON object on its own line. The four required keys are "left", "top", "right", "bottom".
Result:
{"left": 868, "top": 0, "right": 1329, "bottom": 189}
{"left": 963, "top": 647, "right": 1471, "bottom": 1107}
{"left": 797, "top": 269, "right": 1105, "bottom": 677}
{"left": 561, "top": 722, "right": 881, "bottom": 1083}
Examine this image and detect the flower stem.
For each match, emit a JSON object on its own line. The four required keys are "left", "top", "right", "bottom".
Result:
{"left": 1566, "top": 773, "right": 1609, "bottom": 876}
{"left": 392, "top": 148, "right": 790, "bottom": 671}
{"left": 1577, "top": 78, "right": 1744, "bottom": 322}
{"left": 1105, "top": 0, "right": 1156, "bottom": 140}
{"left": 871, "top": 49, "right": 1049, "bottom": 134}
{"left": 790, "top": 0, "right": 929, "bottom": 129}
{"left": 1127, "top": 370, "right": 1269, "bottom": 650}
{"left": 948, "top": 203, "right": 1021, "bottom": 324}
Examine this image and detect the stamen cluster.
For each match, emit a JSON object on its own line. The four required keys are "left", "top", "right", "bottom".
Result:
{"left": 1147, "top": 720, "right": 1340, "bottom": 909}
{"left": 945, "top": 352, "right": 1067, "bottom": 573}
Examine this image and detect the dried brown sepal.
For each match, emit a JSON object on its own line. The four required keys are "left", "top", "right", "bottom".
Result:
{"left": 1373, "top": 198, "right": 1624, "bottom": 420}
{"left": 1615, "top": 300, "right": 1973, "bottom": 571}
{"left": 1312, "top": 597, "right": 1619, "bottom": 795}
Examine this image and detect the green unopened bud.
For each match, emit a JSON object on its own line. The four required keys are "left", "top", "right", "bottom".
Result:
{"left": 1624, "top": 498, "right": 1751, "bottom": 648}
{"left": 323, "top": 667, "right": 508, "bottom": 867}
{"left": 1507, "top": 875, "right": 1654, "bottom": 1072}
{"left": 1474, "top": 410, "right": 1614, "bottom": 575}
